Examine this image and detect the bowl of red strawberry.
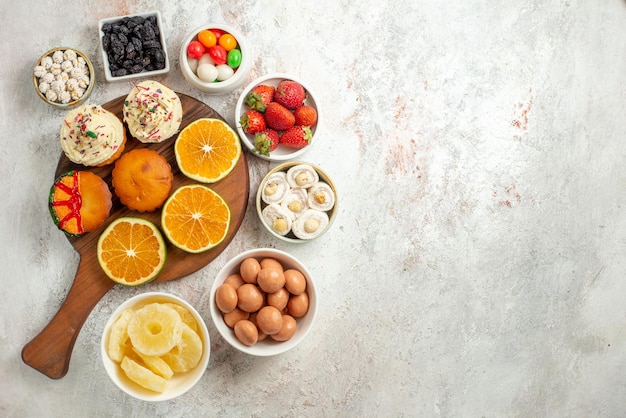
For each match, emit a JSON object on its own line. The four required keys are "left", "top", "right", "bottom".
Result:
{"left": 235, "top": 73, "right": 319, "bottom": 161}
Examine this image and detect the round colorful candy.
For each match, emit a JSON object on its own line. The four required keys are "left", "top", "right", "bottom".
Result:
{"left": 227, "top": 49, "right": 242, "bottom": 68}
{"left": 216, "top": 64, "right": 234, "bottom": 81}
{"left": 197, "top": 63, "right": 218, "bottom": 82}
{"left": 218, "top": 34, "right": 237, "bottom": 51}
{"left": 187, "top": 41, "right": 205, "bottom": 60}
{"left": 208, "top": 45, "right": 227, "bottom": 65}
{"left": 198, "top": 30, "right": 217, "bottom": 48}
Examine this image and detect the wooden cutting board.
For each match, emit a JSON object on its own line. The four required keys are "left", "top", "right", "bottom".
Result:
{"left": 21, "top": 93, "right": 249, "bottom": 379}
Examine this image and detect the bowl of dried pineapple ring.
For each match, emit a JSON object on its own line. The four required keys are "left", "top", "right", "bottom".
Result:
{"left": 101, "top": 292, "right": 210, "bottom": 401}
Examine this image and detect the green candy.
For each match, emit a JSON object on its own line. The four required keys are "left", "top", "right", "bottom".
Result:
{"left": 227, "top": 48, "right": 242, "bottom": 69}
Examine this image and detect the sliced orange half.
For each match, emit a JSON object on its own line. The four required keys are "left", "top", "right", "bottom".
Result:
{"left": 161, "top": 184, "right": 231, "bottom": 253}
{"left": 174, "top": 118, "right": 242, "bottom": 183}
{"left": 97, "top": 217, "right": 167, "bottom": 286}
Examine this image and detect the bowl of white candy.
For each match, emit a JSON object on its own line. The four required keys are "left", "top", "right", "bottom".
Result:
{"left": 33, "top": 47, "right": 94, "bottom": 109}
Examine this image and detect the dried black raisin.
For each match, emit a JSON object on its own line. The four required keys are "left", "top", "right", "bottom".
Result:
{"left": 141, "top": 25, "right": 156, "bottom": 40}
{"left": 117, "top": 32, "right": 128, "bottom": 45}
{"left": 102, "top": 14, "right": 166, "bottom": 77}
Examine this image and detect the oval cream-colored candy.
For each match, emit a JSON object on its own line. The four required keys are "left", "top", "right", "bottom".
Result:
{"left": 307, "top": 181, "right": 335, "bottom": 212}
{"left": 52, "top": 50, "right": 64, "bottom": 63}
{"left": 38, "top": 81, "right": 50, "bottom": 94}
{"left": 286, "top": 164, "right": 319, "bottom": 189}
{"left": 261, "top": 171, "right": 289, "bottom": 204}
{"left": 262, "top": 203, "right": 293, "bottom": 236}
{"left": 280, "top": 188, "right": 308, "bottom": 220}
{"left": 292, "top": 209, "right": 329, "bottom": 240}
{"left": 63, "top": 49, "right": 78, "bottom": 61}
{"left": 34, "top": 65, "right": 47, "bottom": 78}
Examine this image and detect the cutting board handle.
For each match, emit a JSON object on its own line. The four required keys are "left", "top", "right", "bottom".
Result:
{"left": 21, "top": 258, "right": 115, "bottom": 379}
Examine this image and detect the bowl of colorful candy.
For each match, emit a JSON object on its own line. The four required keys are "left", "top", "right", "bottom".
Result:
{"left": 180, "top": 23, "right": 252, "bottom": 94}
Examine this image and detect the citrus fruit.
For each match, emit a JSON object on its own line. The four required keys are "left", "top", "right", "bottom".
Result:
{"left": 161, "top": 184, "right": 231, "bottom": 253}
{"left": 161, "top": 323, "right": 203, "bottom": 373}
{"left": 97, "top": 217, "right": 167, "bottom": 286}
{"left": 174, "top": 118, "right": 241, "bottom": 183}
{"left": 127, "top": 303, "right": 184, "bottom": 357}
{"left": 120, "top": 356, "right": 168, "bottom": 393}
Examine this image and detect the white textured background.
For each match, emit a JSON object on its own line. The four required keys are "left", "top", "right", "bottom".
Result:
{"left": 1, "top": 1, "right": 626, "bottom": 416}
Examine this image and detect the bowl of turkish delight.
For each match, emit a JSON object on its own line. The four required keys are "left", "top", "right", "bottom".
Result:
{"left": 256, "top": 162, "right": 338, "bottom": 243}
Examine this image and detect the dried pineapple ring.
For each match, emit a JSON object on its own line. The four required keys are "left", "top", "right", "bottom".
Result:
{"left": 127, "top": 303, "right": 184, "bottom": 357}
{"left": 161, "top": 324, "right": 203, "bottom": 373}
{"left": 107, "top": 309, "right": 133, "bottom": 363}
{"left": 164, "top": 303, "right": 199, "bottom": 333}
{"left": 131, "top": 347, "right": 174, "bottom": 380}
{"left": 121, "top": 356, "right": 168, "bottom": 393}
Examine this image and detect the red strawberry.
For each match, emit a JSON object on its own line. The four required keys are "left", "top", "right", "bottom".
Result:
{"left": 264, "top": 102, "right": 295, "bottom": 131}
{"left": 253, "top": 129, "right": 279, "bottom": 156}
{"left": 293, "top": 105, "right": 317, "bottom": 126}
{"left": 280, "top": 125, "right": 312, "bottom": 149}
{"left": 244, "top": 84, "right": 275, "bottom": 112}
{"left": 274, "top": 80, "right": 306, "bottom": 110}
{"left": 239, "top": 109, "right": 266, "bottom": 134}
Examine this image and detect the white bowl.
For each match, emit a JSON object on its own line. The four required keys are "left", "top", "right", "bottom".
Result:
{"left": 209, "top": 248, "right": 317, "bottom": 356}
{"left": 180, "top": 23, "right": 252, "bottom": 94}
{"left": 33, "top": 47, "right": 95, "bottom": 109}
{"left": 101, "top": 292, "right": 210, "bottom": 401}
{"left": 98, "top": 11, "right": 170, "bottom": 82}
{"left": 256, "top": 161, "right": 338, "bottom": 243}
{"left": 235, "top": 73, "right": 320, "bottom": 161}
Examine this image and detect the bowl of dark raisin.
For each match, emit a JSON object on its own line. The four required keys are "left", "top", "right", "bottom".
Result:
{"left": 99, "top": 11, "right": 170, "bottom": 82}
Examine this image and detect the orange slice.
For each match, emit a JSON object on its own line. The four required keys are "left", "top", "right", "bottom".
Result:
{"left": 97, "top": 217, "right": 167, "bottom": 286}
{"left": 161, "top": 184, "right": 231, "bottom": 253}
{"left": 174, "top": 118, "right": 242, "bottom": 183}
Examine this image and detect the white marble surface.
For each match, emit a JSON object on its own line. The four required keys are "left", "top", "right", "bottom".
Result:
{"left": 2, "top": 1, "right": 626, "bottom": 416}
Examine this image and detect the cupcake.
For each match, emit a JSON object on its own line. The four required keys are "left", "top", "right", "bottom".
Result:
{"left": 60, "top": 104, "right": 126, "bottom": 167}
{"left": 49, "top": 171, "right": 112, "bottom": 236}
{"left": 123, "top": 80, "right": 183, "bottom": 143}
{"left": 112, "top": 148, "right": 173, "bottom": 212}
